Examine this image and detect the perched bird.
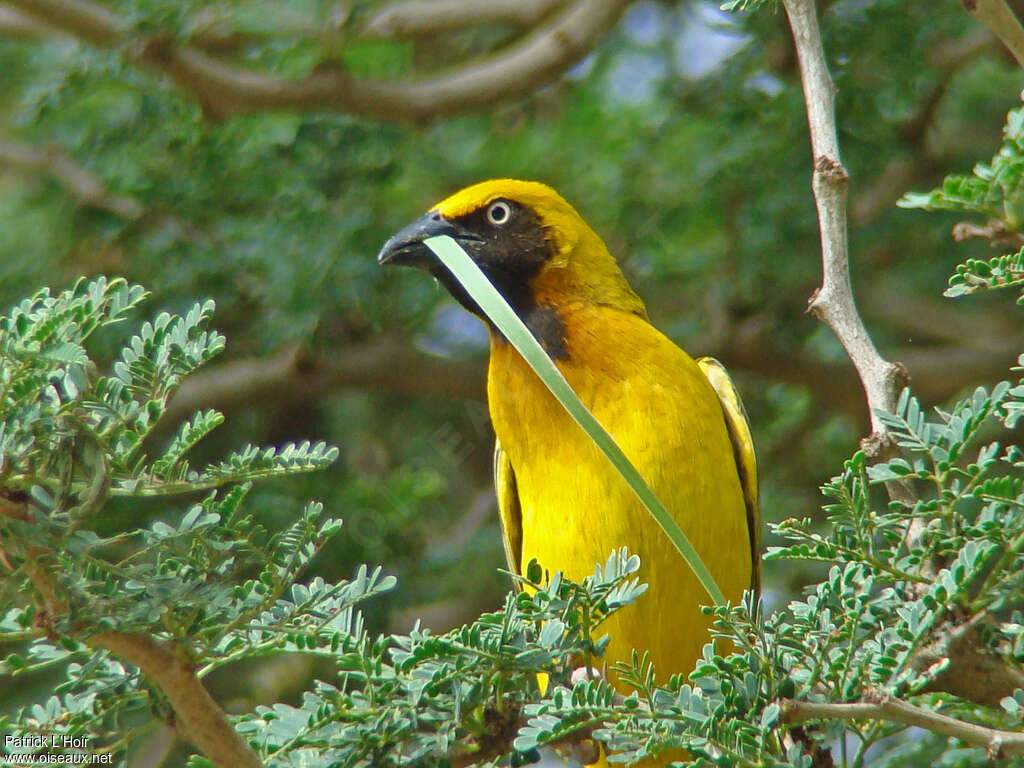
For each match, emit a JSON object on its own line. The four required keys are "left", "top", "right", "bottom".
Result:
{"left": 378, "top": 180, "right": 758, "bottom": 763}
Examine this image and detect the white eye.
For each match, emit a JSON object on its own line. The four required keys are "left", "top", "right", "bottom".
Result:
{"left": 486, "top": 200, "right": 513, "bottom": 227}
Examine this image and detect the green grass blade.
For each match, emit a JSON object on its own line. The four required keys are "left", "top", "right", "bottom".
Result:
{"left": 424, "top": 235, "right": 726, "bottom": 605}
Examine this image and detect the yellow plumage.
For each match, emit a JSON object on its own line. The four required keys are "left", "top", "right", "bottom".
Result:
{"left": 380, "top": 179, "right": 759, "bottom": 767}
{"left": 486, "top": 307, "right": 752, "bottom": 676}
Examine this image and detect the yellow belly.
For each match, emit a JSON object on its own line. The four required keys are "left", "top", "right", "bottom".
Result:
{"left": 487, "top": 308, "right": 751, "bottom": 696}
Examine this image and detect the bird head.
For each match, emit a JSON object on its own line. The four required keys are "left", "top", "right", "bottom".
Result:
{"left": 378, "top": 179, "right": 647, "bottom": 327}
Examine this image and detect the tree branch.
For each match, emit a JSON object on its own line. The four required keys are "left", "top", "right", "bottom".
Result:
{"left": 90, "top": 633, "right": 263, "bottom": 768}
{"left": 964, "top": 0, "right": 1024, "bottom": 68}
{"left": 911, "top": 616, "right": 1024, "bottom": 708}
{"left": 161, "top": 313, "right": 1020, "bottom": 442}
{"left": 6, "top": 0, "right": 122, "bottom": 45}
{"left": 162, "top": 336, "right": 485, "bottom": 426}
{"left": 783, "top": 0, "right": 908, "bottom": 441}
{"left": 362, "top": 0, "right": 566, "bottom": 38}
{"left": 0, "top": 2, "right": 55, "bottom": 35}
{"left": 19, "top": 576, "right": 265, "bottom": 768}
{"left": 6, "top": 0, "right": 628, "bottom": 121}
{"left": 0, "top": 1, "right": 308, "bottom": 53}
{"left": 781, "top": 692, "right": 1024, "bottom": 758}
{"left": 0, "top": 136, "right": 144, "bottom": 220}
{"left": 952, "top": 218, "right": 1024, "bottom": 248}
{"left": 4, "top": 491, "right": 264, "bottom": 768}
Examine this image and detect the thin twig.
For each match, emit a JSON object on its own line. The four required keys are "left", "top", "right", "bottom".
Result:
{"left": 6, "top": 0, "right": 628, "bottom": 121}
{"left": 773, "top": 1, "right": 1023, "bottom": 703}
{"left": 963, "top": 0, "right": 1024, "bottom": 68}
{"left": 781, "top": 693, "right": 1024, "bottom": 758}
{"left": 782, "top": 0, "right": 908, "bottom": 441}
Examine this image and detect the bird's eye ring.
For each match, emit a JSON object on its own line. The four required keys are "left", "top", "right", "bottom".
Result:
{"left": 486, "top": 200, "right": 513, "bottom": 227}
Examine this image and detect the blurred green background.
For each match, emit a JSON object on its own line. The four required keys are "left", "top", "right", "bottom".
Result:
{"left": 1, "top": 0, "right": 1022, "bottom": 759}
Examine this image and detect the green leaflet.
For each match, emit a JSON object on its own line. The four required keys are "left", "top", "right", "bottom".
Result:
{"left": 424, "top": 235, "right": 726, "bottom": 605}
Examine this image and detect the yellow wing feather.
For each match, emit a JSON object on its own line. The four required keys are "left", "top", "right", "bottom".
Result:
{"left": 493, "top": 440, "right": 523, "bottom": 579}
{"left": 696, "top": 356, "right": 761, "bottom": 597}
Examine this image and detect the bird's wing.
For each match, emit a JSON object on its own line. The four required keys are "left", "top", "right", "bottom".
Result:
{"left": 493, "top": 439, "right": 524, "bottom": 582}
{"left": 696, "top": 357, "right": 761, "bottom": 597}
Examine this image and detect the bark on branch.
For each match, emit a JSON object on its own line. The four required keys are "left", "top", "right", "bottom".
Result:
{"left": 5, "top": 0, "right": 628, "bottom": 121}
{"left": 0, "top": 2, "right": 55, "bottom": 35}
{"left": 911, "top": 616, "right": 1024, "bottom": 708}
{"left": 362, "top": 0, "right": 566, "bottom": 38}
{"left": 160, "top": 313, "right": 1020, "bottom": 438}
{"left": 5, "top": 489, "right": 263, "bottom": 768}
{"left": 781, "top": 692, "right": 1024, "bottom": 758}
{"left": 782, "top": 0, "right": 908, "bottom": 440}
{"left": 89, "top": 633, "right": 263, "bottom": 768}
{"left": 963, "top": 0, "right": 1024, "bottom": 68}
{"left": 0, "top": 136, "right": 144, "bottom": 220}
{"left": 162, "top": 335, "right": 485, "bottom": 426}
{"left": 18, "top": 583, "right": 261, "bottom": 766}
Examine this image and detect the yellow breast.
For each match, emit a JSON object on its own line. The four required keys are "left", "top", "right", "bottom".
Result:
{"left": 487, "top": 304, "right": 751, "bottom": 684}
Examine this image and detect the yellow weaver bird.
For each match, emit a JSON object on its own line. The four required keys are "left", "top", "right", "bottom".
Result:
{"left": 379, "top": 180, "right": 759, "bottom": 766}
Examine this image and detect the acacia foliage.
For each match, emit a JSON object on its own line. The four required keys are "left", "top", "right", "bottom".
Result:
{"left": 0, "top": 0, "right": 1019, "bottom": 562}
{"left": 0, "top": 280, "right": 645, "bottom": 766}
{"left": 0, "top": 262, "right": 1022, "bottom": 765}
{"left": 901, "top": 102, "right": 1024, "bottom": 304}
{"left": 1, "top": 1, "right": 1024, "bottom": 766}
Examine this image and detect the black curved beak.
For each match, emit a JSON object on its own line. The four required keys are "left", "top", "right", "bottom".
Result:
{"left": 377, "top": 211, "right": 483, "bottom": 268}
